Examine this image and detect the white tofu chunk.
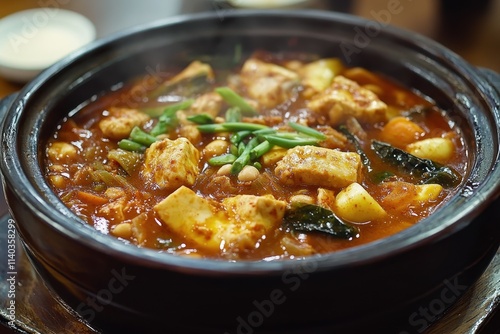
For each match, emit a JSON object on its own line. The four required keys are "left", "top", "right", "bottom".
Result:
{"left": 307, "top": 76, "right": 387, "bottom": 125}
{"left": 275, "top": 146, "right": 362, "bottom": 188}
{"left": 141, "top": 137, "right": 200, "bottom": 190}
{"left": 240, "top": 58, "right": 300, "bottom": 108}
{"left": 154, "top": 187, "right": 286, "bottom": 253}
{"left": 154, "top": 186, "right": 224, "bottom": 251}
{"left": 98, "top": 107, "right": 150, "bottom": 140}
{"left": 221, "top": 195, "right": 287, "bottom": 251}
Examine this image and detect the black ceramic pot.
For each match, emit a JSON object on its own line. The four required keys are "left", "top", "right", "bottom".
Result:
{"left": 1, "top": 10, "right": 499, "bottom": 334}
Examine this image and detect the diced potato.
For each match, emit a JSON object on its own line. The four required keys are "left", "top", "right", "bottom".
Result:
{"left": 299, "top": 58, "right": 344, "bottom": 97}
{"left": 406, "top": 137, "right": 454, "bottom": 163}
{"left": 380, "top": 117, "right": 425, "bottom": 148}
{"left": 415, "top": 184, "right": 443, "bottom": 202}
{"left": 112, "top": 223, "right": 133, "bottom": 239}
{"left": 47, "top": 142, "right": 77, "bottom": 161}
{"left": 261, "top": 147, "right": 288, "bottom": 167}
{"left": 275, "top": 146, "right": 362, "bottom": 188}
{"left": 131, "top": 213, "right": 148, "bottom": 246}
{"left": 49, "top": 175, "right": 69, "bottom": 188}
{"left": 307, "top": 76, "right": 387, "bottom": 125}
{"left": 141, "top": 137, "right": 200, "bottom": 191}
{"left": 155, "top": 187, "right": 287, "bottom": 253}
{"left": 335, "top": 183, "right": 386, "bottom": 223}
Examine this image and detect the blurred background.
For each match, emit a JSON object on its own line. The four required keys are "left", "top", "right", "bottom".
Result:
{"left": 0, "top": 0, "right": 498, "bottom": 94}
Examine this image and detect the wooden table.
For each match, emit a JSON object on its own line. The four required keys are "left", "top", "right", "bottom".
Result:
{"left": 1, "top": 1, "right": 499, "bottom": 333}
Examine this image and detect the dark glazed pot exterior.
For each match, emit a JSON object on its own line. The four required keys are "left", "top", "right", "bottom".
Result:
{"left": 1, "top": 10, "right": 499, "bottom": 334}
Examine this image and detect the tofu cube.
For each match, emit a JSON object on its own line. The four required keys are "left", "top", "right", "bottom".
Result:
{"left": 141, "top": 137, "right": 200, "bottom": 190}
{"left": 275, "top": 146, "right": 362, "bottom": 188}
{"left": 154, "top": 187, "right": 287, "bottom": 253}
{"left": 307, "top": 76, "right": 387, "bottom": 125}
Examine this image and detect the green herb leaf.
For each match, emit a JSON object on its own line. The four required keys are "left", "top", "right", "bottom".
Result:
{"left": 284, "top": 203, "right": 359, "bottom": 239}
{"left": 371, "top": 140, "right": 460, "bottom": 188}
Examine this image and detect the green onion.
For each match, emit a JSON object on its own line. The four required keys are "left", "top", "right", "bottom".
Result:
{"left": 253, "top": 162, "right": 262, "bottom": 170}
{"left": 253, "top": 128, "right": 277, "bottom": 136}
{"left": 150, "top": 100, "right": 195, "bottom": 136}
{"left": 237, "top": 141, "right": 246, "bottom": 156}
{"left": 222, "top": 122, "right": 269, "bottom": 132}
{"left": 149, "top": 122, "right": 170, "bottom": 137}
{"left": 118, "top": 139, "right": 147, "bottom": 152}
{"left": 198, "top": 122, "right": 269, "bottom": 133}
{"left": 197, "top": 124, "right": 227, "bottom": 133}
{"left": 250, "top": 140, "right": 273, "bottom": 160}
{"left": 130, "top": 127, "right": 158, "bottom": 146}
{"left": 263, "top": 134, "right": 319, "bottom": 149}
{"left": 215, "top": 87, "right": 258, "bottom": 116}
{"left": 230, "top": 144, "right": 239, "bottom": 156}
{"left": 225, "top": 107, "right": 242, "bottom": 122}
{"left": 231, "top": 137, "right": 260, "bottom": 175}
{"left": 288, "top": 122, "right": 327, "bottom": 140}
{"left": 159, "top": 99, "right": 195, "bottom": 122}
{"left": 208, "top": 154, "right": 238, "bottom": 166}
{"left": 187, "top": 114, "right": 214, "bottom": 124}
{"left": 230, "top": 130, "right": 252, "bottom": 145}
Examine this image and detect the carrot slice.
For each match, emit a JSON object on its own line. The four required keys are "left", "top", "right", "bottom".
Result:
{"left": 76, "top": 191, "right": 108, "bottom": 205}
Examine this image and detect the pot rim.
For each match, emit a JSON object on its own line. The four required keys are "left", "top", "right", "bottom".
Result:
{"left": 2, "top": 9, "right": 499, "bottom": 275}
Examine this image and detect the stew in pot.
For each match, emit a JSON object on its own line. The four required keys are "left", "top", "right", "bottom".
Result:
{"left": 44, "top": 51, "right": 466, "bottom": 260}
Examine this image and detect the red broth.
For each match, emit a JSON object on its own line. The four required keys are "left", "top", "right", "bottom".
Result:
{"left": 44, "top": 52, "right": 467, "bottom": 260}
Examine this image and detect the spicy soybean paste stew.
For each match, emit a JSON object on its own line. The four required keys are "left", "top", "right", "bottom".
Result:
{"left": 44, "top": 51, "right": 466, "bottom": 260}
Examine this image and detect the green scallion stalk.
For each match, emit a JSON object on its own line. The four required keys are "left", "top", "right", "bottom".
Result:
{"left": 288, "top": 122, "right": 327, "bottom": 140}
{"left": 222, "top": 122, "right": 269, "bottom": 132}
{"left": 118, "top": 139, "right": 147, "bottom": 152}
{"left": 263, "top": 134, "right": 319, "bottom": 149}
{"left": 231, "top": 137, "right": 260, "bottom": 175}
{"left": 162, "top": 99, "right": 195, "bottom": 116}
{"left": 250, "top": 140, "right": 273, "bottom": 160}
{"left": 149, "top": 122, "right": 169, "bottom": 137}
{"left": 230, "top": 130, "right": 252, "bottom": 145}
{"left": 197, "top": 123, "right": 227, "bottom": 133}
{"left": 225, "top": 107, "right": 242, "bottom": 122}
{"left": 215, "top": 87, "right": 258, "bottom": 116}
{"left": 130, "top": 127, "right": 158, "bottom": 146}
{"left": 208, "top": 154, "right": 238, "bottom": 166}
{"left": 237, "top": 141, "right": 246, "bottom": 156}
{"left": 187, "top": 114, "right": 214, "bottom": 125}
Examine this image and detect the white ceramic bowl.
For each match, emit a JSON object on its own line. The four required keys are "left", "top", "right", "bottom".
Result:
{"left": 0, "top": 8, "right": 95, "bottom": 83}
